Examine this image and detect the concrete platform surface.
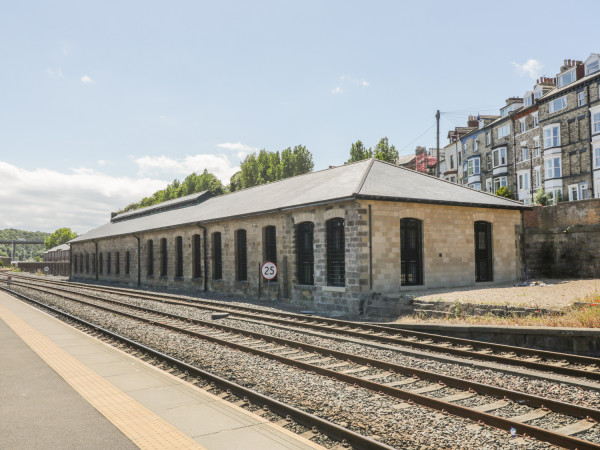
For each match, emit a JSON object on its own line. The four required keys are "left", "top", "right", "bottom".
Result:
{"left": 0, "top": 290, "right": 321, "bottom": 450}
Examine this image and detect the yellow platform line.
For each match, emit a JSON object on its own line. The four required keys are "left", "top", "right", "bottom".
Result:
{"left": 0, "top": 304, "right": 204, "bottom": 450}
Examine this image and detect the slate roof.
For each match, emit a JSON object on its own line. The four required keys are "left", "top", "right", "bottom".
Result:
{"left": 111, "top": 191, "right": 211, "bottom": 222}
{"left": 43, "top": 243, "right": 70, "bottom": 254}
{"left": 70, "top": 159, "right": 527, "bottom": 243}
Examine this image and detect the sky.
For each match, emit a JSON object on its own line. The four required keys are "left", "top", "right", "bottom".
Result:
{"left": 1, "top": 0, "right": 598, "bottom": 234}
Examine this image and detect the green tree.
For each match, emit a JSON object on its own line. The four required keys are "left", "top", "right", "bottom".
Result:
{"left": 373, "top": 137, "right": 399, "bottom": 163}
{"left": 495, "top": 186, "right": 513, "bottom": 199}
{"left": 348, "top": 140, "right": 372, "bottom": 163}
{"left": 44, "top": 227, "right": 77, "bottom": 250}
{"left": 534, "top": 187, "right": 549, "bottom": 206}
{"left": 229, "top": 171, "right": 242, "bottom": 192}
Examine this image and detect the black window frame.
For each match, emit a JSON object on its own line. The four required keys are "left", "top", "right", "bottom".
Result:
{"left": 107, "top": 252, "right": 111, "bottom": 274}
{"left": 263, "top": 225, "right": 277, "bottom": 282}
{"left": 400, "top": 218, "right": 424, "bottom": 286}
{"left": 212, "top": 232, "right": 222, "bottom": 280}
{"left": 147, "top": 240, "right": 154, "bottom": 277}
{"left": 326, "top": 218, "right": 345, "bottom": 287}
{"left": 125, "top": 251, "right": 130, "bottom": 275}
{"left": 192, "top": 234, "right": 201, "bottom": 279}
{"left": 474, "top": 221, "right": 493, "bottom": 282}
{"left": 236, "top": 229, "right": 247, "bottom": 281}
{"left": 115, "top": 251, "right": 120, "bottom": 275}
{"left": 175, "top": 236, "right": 183, "bottom": 278}
{"left": 296, "top": 222, "right": 314, "bottom": 285}
{"left": 99, "top": 252, "right": 103, "bottom": 274}
{"left": 160, "top": 238, "right": 168, "bottom": 277}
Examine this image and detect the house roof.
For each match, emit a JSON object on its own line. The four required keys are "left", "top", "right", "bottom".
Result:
{"left": 43, "top": 243, "right": 70, "bottom": 254}
{"left": 70, "top": 159, "right": 527, "bottom": 243}
{"left": 111, "top": 191, "right": 211, "bottom": 222}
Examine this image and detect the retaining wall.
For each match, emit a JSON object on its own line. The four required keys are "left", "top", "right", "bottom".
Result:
{"left": 15, "top": 262, "right": 70, "bottom": 277}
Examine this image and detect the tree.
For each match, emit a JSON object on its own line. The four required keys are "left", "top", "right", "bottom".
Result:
{"left": 534, "top": 187, "right": 549, "bottom": 206}
{"left": 348, "top": 140, "right": 372, "bottom": 163}
{"left": 373, "top": 137, "right": 399, "bottom": 163}
{"left": 44, "top": 227, "right": 77, "bottom": 250}
{"left": 495, "top": 186, "right": 513, "bottom": 199}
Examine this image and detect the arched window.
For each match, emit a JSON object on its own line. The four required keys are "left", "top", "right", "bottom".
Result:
{"left": 296, "top": 222, "right": 314, "bottom": 285}
{"left": 400, "top": 218, "right": 423, "bottom": 286}
{"left": 236, "top": 229, "right": 247, "bottom": 281}
{"left": 326, "top": 218, "right": 345, "bottom": 287}
{"left": 175, "top": 236, "right": 183, "bottom": 278}
{"left": 263, "top": 226, "right": 277, "bottom": 282}
{"left": 192, "top": 234, "right": 201, "bottom": 279}
{"left": 160, "top": 238, "right": 168, "bottom": 277}
{"left": 474, "top": 221, "right": 493, "bottom": 282}
{"left": 212, "top": 232, "right": 222, "bottom": 280}
{"left": 147, "top": 240, "right": 154, "bottom": 276}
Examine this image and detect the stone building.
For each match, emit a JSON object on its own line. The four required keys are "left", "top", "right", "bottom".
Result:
{"left": 43, "top": 243, "right": 70, "bottom": 262}
{"left": 69, "top": 160, "right": 527, "bottom": 314}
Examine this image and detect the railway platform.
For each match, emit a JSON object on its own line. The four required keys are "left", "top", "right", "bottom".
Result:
{"left": 0, "top": 290, "right": 320, "bottom": 450}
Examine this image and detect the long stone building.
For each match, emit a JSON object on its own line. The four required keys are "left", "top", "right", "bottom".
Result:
{"left": 69, "top": 159, "right": 527, "bottom": 314}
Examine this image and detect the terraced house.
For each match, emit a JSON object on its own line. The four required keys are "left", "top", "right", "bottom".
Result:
{"left": 69, "top": 159, "right": 527, "bottom": 315}
{"left": 443, "top": 53, "right": 600, "bottom": 204}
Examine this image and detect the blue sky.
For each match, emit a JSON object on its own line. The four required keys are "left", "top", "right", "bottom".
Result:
{"left": 1, "top": 0, "right": 598, "bottom": 233}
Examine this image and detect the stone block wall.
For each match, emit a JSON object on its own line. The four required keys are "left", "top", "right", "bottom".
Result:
{"left": 524, "top": 199, "right": 600, "bottom": 278}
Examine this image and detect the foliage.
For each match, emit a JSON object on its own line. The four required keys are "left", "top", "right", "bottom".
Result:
{"left": 44, "top": 227, "right": 77, "bottom": 250}
{"left": 495, "top": 186, "right": 512, "bottom": 199}
{"left": 347, "top": 140, "right": 372, "bottom": 163}
{"left": 121, "top": 169, "right": 225, "bottom": 212}
{"left": 237, "top": 145, "right": 314, "bottom": 190}
{"left": 534, "top": 187, "right": 549, "bottom": 206}
{"left": 373, "top": 137, "right": 399, "bottom": 163}
{"left": 347, "top": 137, "right": 398, "bottom": 164}
{"left": 0, "top": 228, "right": 50, "bottom": 261}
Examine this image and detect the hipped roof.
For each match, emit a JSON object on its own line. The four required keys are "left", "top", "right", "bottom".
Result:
{"left": 70, "top": 159, "right": 527, "bottom": 243}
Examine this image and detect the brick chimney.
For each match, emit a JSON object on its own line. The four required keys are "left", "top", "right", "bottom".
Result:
{"left": 467, "top": 115, "right": 479, "bottom": 127}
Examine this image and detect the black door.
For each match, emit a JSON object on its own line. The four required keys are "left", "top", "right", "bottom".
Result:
{"left": 401, "top": 218, "right": 423, "bottom": 286}
{"left": 474, "top": 221, "right": 493, "bottom": 282}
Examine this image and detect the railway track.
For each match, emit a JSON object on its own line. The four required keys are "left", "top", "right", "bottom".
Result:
{"left": 7, "top": 274, "right": 600, "bottom": 381}
{"left": 4, "top": 276, "right": 600, "bottom": 449}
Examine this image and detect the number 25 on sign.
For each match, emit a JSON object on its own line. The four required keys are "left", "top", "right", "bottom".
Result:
{"left": 261, "top": 262, "right": 277, "bottom": 280}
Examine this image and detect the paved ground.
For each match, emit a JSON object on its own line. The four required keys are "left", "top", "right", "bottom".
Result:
{"left": 408, "top": 278, "right": 600, "bottom": 309}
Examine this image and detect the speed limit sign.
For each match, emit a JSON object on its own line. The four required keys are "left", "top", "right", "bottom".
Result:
{"left": 261, "top": 261, "right": 277, "bottom": 280}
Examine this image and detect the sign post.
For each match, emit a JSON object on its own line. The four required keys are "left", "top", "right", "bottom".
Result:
{"left": 261, "top": 262, "right": 277, "bottom": 301}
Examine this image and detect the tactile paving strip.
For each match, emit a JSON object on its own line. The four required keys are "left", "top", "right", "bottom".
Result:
{"left": 0, "top": 304, "right": 204, "bottom": 450}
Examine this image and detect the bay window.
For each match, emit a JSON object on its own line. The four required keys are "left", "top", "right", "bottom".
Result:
{"left": 543, "top": 125, "right": 561, "bottom": 149}
{"left": 545, "top": 157, "right": 561, "bottom": 179}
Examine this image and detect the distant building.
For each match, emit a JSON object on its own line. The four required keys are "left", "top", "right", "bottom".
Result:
{"left": 43, "top": 243, "right": 70, "bottom": 262}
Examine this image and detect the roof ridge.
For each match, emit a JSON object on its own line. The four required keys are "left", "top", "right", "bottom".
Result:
{"left": 352, "top": 158, "right": 375, "bottom": 194}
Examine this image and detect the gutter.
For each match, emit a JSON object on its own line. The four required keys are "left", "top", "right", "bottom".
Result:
{"left": 132, "top": 234, "right": 141, "bottom": 288}
{"left": 587, "top": 83, "right": 595, "bottom": 197}
{"left": 196, "top": 224, "right": 208, "bottom": 292}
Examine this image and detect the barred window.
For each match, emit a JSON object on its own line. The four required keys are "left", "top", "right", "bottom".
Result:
{"left": 125, "top": 251, "right": 130, "bottom": 275}
{"left": 147, "top": 240, "right": 154, "bottom": 276}
{"left": 263, "top": 226, "right": 277, "bottom": 282}
{"left": 115, "top": 252, "right": 120, "bottom": 275}
{"left": 160, "top": 238, "right": 168, "bottom": 277}
{"left": 296, "top": 222, "right": 314, "bottom": 285}
{"left": 212, "top": 232, "right": 222, "bottom": 280}
{"left": 326, "top": 218, "right": 345, "bottom": 287}
{"left": 236, "top": 229, "right": 247, "bottom": 281}
{"left": 192, "top": 234, "right": 201, "bottom": 278}
{"left": 175, "top": 236, "right": 183, "bottom": 278}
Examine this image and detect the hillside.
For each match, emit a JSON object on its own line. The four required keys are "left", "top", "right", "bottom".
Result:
{"left": 0, "top": 229, "right": 50, "bottom": 261}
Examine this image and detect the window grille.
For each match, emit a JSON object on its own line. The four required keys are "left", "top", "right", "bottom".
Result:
{"left": 326, "top": 218, "right": 345, "bottom": 287}
{"left": 212, "top": 232, "right": 222, "bottom": 280}
{"left": 263, "top": 226, "right": 277, "bottom": 282}
{"left": 400, "top": 218, "right": 423, "bottom": 286}
{"left": 147, "top": 240, "right": 154, "bottom": 276}
{"left": 115, "top": 252, "right": 120, "bottom": 275}
{"left": 175, "top": 236, "right": 183, "bottom": 278}
{"left": 125, "top": 251, "right": 130, "bottom": 275}
{"left": 296, "top": 222, "right": 314, "bottom": 285}
{"left": 192, "top": 234, "right": 201, "bottom": 278}
{"left": 236, "top": 229, "right": 247, "bottom": 281}
{"left": 107, "top": 252, "right": 111, "bottom": 274}
{"left": 160, "top": 238, "right": 167, "bottom": 277}
{"left": 99, "top": 252, "right": 103, "bottom": 274}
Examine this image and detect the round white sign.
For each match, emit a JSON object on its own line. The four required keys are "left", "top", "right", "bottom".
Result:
{"left": 44, "top": 266, "right": 49, "bottom": 272}
{"left": 261, "top": 261, "right": 277, "bottom": 280}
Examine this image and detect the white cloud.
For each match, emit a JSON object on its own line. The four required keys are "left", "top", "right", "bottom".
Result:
{"left": 0, "top": 161, "right": 166, "bottom": 234}
{"left": 135, "top": 153, "right": 240, "bottom": 181}
{"left": 332, "top": 76, "right": 370, "bottom": 94}
{"left": 81, "top": 75, "right": 93, "bottom": 84}
{"left": 97, "top": 160, "right": 111, "bottom": 166}
{"left": 46, "top": 68, "right": 63, "bottom": 77}
{"left": 361, "top": 80, "right": 370, "bottom": 87}
{"left": 216, "top": 142, "right": 259, "bottom": 160}
{"left": 511, "top": 59, "right": 543, "bottom": 80}
{"left": 331, "top": 86, "right": 343, "bottom": 95}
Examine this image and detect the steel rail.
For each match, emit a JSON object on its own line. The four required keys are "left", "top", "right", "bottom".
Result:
{"left": 9, "top": 283, "right": 600, "bottom": 450}
{"left": 0, "top": 286, "right": 392, "bottom": 450}
{"left": 7, "top": 275, "right": 600, "bottom": 375}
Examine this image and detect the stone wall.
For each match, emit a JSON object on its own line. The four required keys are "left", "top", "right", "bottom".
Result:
{"left": 15, "top": 261, "right": 70, "bottom": 277}
{"left": 524, "top": 199, "right": 600, "bottom": 278}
